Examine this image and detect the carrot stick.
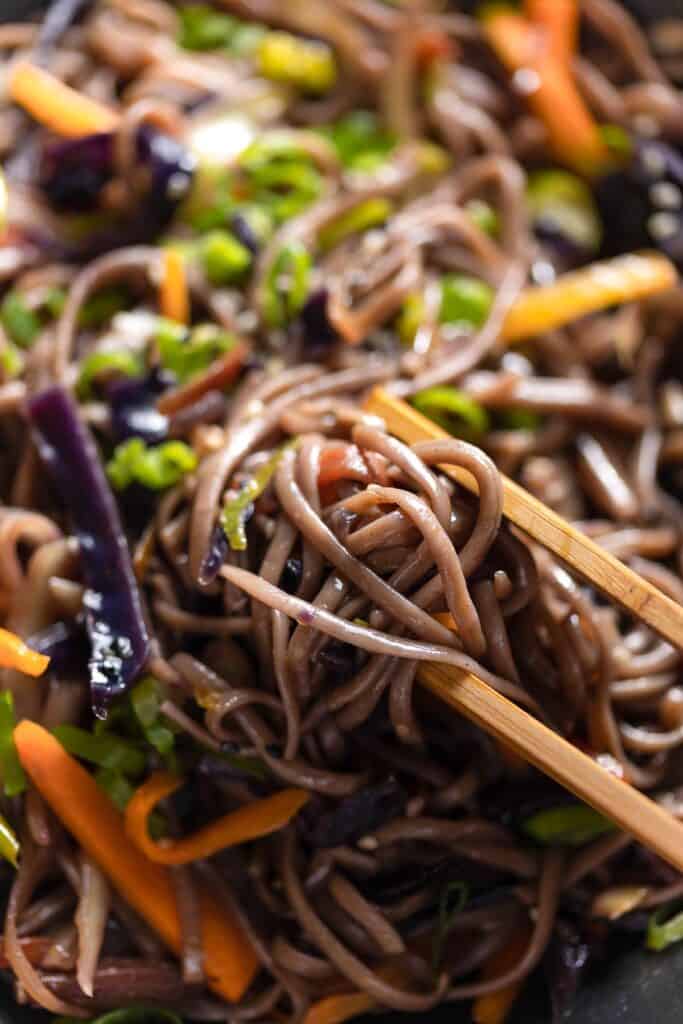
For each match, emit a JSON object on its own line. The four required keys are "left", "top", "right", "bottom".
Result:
{"left": 13, "top": 721, "right": 258, "bottom": 1002}
{"left": 318, "top": 444, "right": 370, "bottom": 488}
{"left": 472, "top": 924, "right": 533, "bottom": 1024}
{"left": 481, "top": 8, "right": 607, "bottom": 175}
{"left": 502, "top": 251, "right": 678, "bottom": 345}
{"left": 156, "top": 340, "right": 249, "bottom": 416}
{"left": 524, "top": 0, "right": 577, "bottom": 65}
{"left": 303, "top": 990, "right": 379, "bottom": 1024}
{"left": 0, "top": 628, "right": 49, "bottom": 677}
{"left": 160, "top": 248, "right": 190, "bottom": 325}
{"left": 9, "top": 62, "right": 119, "bottom": 138}
{"left": 125, "top": 771, "right": 309, "bottom": 865}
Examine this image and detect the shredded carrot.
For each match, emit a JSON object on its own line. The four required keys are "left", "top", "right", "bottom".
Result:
{"left": 472, "top": 923, "right": 533, "bottom": 1024}
{"left": 303, "top": 990, "right": 379, "bottom": 1024}
{"left": 156, "top": 340, "right": 249, "bottom": 416}
{"left": 13, "top": 721, "right": 258, "bottom": 1001}
{"left": 8, "top": 62, "right": 119, "bottom": 138}
{"left": 524, "top": 0, "right": 577, "bottom": 65}
{"left": 125, "top": 771, "right": 310, "bottom": 865}
{"left": 481, "top": 5, "right": 607, "bottom": 175}
{"left": 502, "top": 251, "right": 678, "bottom": 345}
{"left": 0, "top": 628, "right": 49, "bottom": 677}
{"left": 160, "top": 247, "right": 190, "bottom": 325}
{"left": 415, "top": 27, "right": 454, "bottom": 68}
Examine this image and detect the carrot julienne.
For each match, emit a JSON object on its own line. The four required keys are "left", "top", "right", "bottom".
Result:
{"left": 160, "top": 248, "right": 190, "bottom": 325}
{"left": 8, "top": 62, "right": 119, "bottom": 138}
{"left": 156, "top": 340, "right": 250, "bottom": 415}
{"left": 125, "top": 770, "right": 309, "bottom": 865}
{"left": 13, "top": 721, "right": 258, "bottom": 1002}
{"left": 472, "top": 924, "right": 533, "bottom": 1024}
{"left": 0, "top": 628, "right": 50, "bottom": 677}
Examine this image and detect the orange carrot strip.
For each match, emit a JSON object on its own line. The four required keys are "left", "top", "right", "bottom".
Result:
{"left": 156, "top": 340, "right": 249, "bottom": 416}
{"left": 318, "top": 444, "right": 370, "bottom": 488}
{"left": 472, "top": 924, "right": 533, "bottom": 1024}
{"left": 13, "top": 722, "right": 258, "bottom": 1002}
{"left": 482, "top": 9, "right": 608, "bottom": 175}
{"left": 9, "top": 62, "right": 119, "bottom": 138}
{"left": 524, "top": 0, "right": 577, "bottom": 65}
{"left": 304, "top": 991, "right": 379, "bottom": 1024}
{"left": 0, "top": 628, "right": 50, "bottom": 677}
{"left": 0, "top": 937, "right": 52, "bottom": 969}
{"left": 160, "top": 248, "right": 190, "bottom": 325}
{"left": 125, "top": 771, "right": 309, "bottom": 865}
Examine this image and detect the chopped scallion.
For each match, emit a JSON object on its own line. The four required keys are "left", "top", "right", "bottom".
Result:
{"left": 106, "top": 438, "right": 198, "bottom": 492}
{"left": 319, "top": 198, "right": 392, "bottom": 251}
{"left": 0, "top": 291, "right": 40, "bottom": 348}
{"left": 263, "top": 243, "right": 312, "bottom": 327}
{"left": 522, "top": 803, "right": 614, "bottom": 846}
{"left": 0, "top": 692, "right": 26, "bottom": 798}
{"left": 201, "top": 230, "right": 252, "bottom": 285}
{"left": 76, "top": 350, "right": 144, "bottom": 399}
{"left": 647, "top": 902, "right": 683, "bottom": 952}
{"left": 412, "top": 386, "right": 490, "bottom": 437}
{"left": 439, "top": 274, "right": 494, "bottom": 328}
{"left": 257, "top": 32, "right": 337, "bottom": 94}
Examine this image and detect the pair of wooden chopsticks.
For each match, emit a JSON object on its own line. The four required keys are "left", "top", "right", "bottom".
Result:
{"left": 365, "top": 388, "right": 683, "bottom": 873}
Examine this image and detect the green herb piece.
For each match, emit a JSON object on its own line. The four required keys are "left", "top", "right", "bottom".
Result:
{"left": 322, "top": 111, "right": 395, "bottom": 170}
{"left": 647, "top": 902, "right": 683, "bottom": 952}
{"left": 44, "top": 286, "right": 67, "bottom": 318}
{"left": 396, "top": 292, "right": 426, "bottom": 347}
{"left": 221, "top": 441, "right": 294, "bottom": 551}
{"left": 412, "top": 386, "right": 490, "bottom": 438}
{"left": 0, "top": 692, "right": 26, "bottom": 798}
{"left": 156, "top": 319, "right": 235, "bottom": 383}
{"left": 264, "top": 243, "right": 311, "bottom": 328}
{"left": 0, "top": 811, "right": 19, "bottom": 868}
{"left": 497, "top": 408, "right": 542, "bottom": 431}
{"left": 600, "top": 123, "right": 633, "bottom": 161}
{"left": 0, "top": 342, "right": 24, "bottom": 379}
{"left": 76, "top": 350, "right": 144, "bottom": 399}
{"left": 131, "top": 676, "right": 175, "bottom": 760}
{"left": 238, "top": 136, "right": 323, "bottom": 223}
{"left": 319, "top": 198, "right": 393, "bottom": 251}
{"left": 0, "top": 291, "right": 40, "bottom": 348}
{"left": 107, "top": 439, "right": 198, "bottom": 492}
{"left": 257, "top": 31, "right": 337, "bottom": 94}
{"left": 94, "top": 768, "right": 136, "bottom": 812}
{"left": 53, "top": 724, "right": 146, "bottom": 776}
{"left": 78, "top": 287, "right": 129, "bottom": 329}
{"left": 522, "top": 803, "right": 614, "bottom": 846}
{"left": 432, "top": 881, "right": 468, "bottom": 970}
{"left": 178, "top": 4, "right": 239, "bottom": 50}
{"left": 439, "top": 274, "right": 494, "bottom": 328}
{"left": 526, "top": 169, "right": 603, "bottom": 253}
{"left": 201, "top": 230, "right": 252, "bottom": 285}
{"left": 465, "top": 198, "right": 499, "bottom": 237}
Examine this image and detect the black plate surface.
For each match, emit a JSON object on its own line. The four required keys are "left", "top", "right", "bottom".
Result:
{"left": 1, "top": 0, "right": 683, "bottom": 1021}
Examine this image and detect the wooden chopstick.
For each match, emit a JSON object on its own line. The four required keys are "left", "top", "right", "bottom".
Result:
{"left": 420, "top": 663, "right": 683, "bottom": 874}
{"left": 365, "top": 388, "right": 683, "bottom": 651}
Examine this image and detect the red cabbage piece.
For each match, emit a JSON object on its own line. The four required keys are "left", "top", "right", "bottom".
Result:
{"left": 28, "top": 386, "right": 150, "bottom": 717}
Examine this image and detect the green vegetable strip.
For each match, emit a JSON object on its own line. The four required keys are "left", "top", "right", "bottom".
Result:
{"left": 53, "top": 724, "right": 147, "bottom": 775}
{"left": 522, "top": 803, "right": 614, "bottom": 846}
{"left": 221, "top": 441, "right": 296, "bottom": 551}
{"left": 264, "top": 243, "right": 312, "bottom": 327}
{"left": 76, "top": 350, "right": 144, "bottom": 399}
{"left": 319, "top": 198, "right": 393, "bottom": 251}
{"left": 107, "top": 439, "right": 198, "bottom": 492}
{"left": 0, "top": 292, "right": 40, "bottom": 349}
{"left": 0, "top": 692, "right": 26, "bottom": 798}
{"left": 412, "top": 386, "right": 490, "bottom": 437}
{"left": 439, "top": 274, "right": 494, "bottom": 328}
{"left": 647, "top": 902, "right": 683, "bottom": 951}
{"left": 0, "top": 812, "right": 19, "bottom": 868}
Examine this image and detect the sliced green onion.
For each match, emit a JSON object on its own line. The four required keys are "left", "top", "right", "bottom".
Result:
{"left": 0, "top": 342, "right": 24, "bottom": 380}
{"left": 526, "top": 169, "right": 603, "bottom": 253}
{"left": 412, "top": 386, "right": 490, "bottom": 437}
{"left": 257, "top": 32, "right": 337, "bottom": 94}
{"left": 465, "top": 199, "right": 499, "bottom": 237}
{"left": 221, "top": 441, "right": 296, "bottom": 551}
{"left": 78, "top": 287, "right": 129, "bottom": 329}
{"left": 647, "top": 902, "right": 683, "bottom": 952}
{"left": 432, "top": 881, "right": 468, "bottom": 970}
{"left": 522, "top": 803, "right": 614, "bottom": 846}
{"left": 201, "top": 230, "right": 252, "bottom": 285}
{"left": 156, "top": 318, "right": 236, "bottom": 383}
{"left": 0, "top": 291, "right": 40, "bottom": 348}
{"left": 322, "top": 111, "right": 395, "bottom": 170}
{"left": 95, "top": 768, "right": 137, "bottom": 812}
{"left": 76, "top": 350, "right": 144, "bottom": 399}
{"left": 107, "top": 439, "right": 198, "bottom": 492}
{"left": 264, "top": 243, "right": 312, "bottom": 328}
{"left": 44, "top": 286, "right": 67, "bottom": 319}
{"left": 238, "top": 137, "right": 323, "bottom": 224}
{"left": 53, "top": 724, "right": 146, "bottom": 776}
{"left": 0, "top": 812, "right": 19, "bottom": 868}
{"left": 0, "top": 692, "right": 26, "bottom": 798}
{"left": 131, "top": 676, "right": 175, "bottom": 759}
{"left": 178, "top": 4, "right": 239, "bottom": 50}
{"left": 319, "top": 198, "right": 393, "bottom": 251}
{"left": 396, "top": 292, "right": 426, "bottom": 347}
{"left": 439, "top": 274, "right": 494, "bottom": 328}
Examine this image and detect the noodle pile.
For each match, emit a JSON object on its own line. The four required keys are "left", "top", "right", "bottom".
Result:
{"left": 0, "top": 0, "right": 681, "bottom": 1021}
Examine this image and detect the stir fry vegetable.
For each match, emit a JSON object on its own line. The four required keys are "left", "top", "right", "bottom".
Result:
{"left": 0, "top": 629, "right": 50, "bottom": 678}
{"left": 522, "top": 804, "right": 614, "bottom": 845}
{"left": 221, "top": 440, "right": 295, "bottom": 550}
{"left": 14, "top": 721, "right": 258, "bottom": 1000}
{"left": 9, "top": 62, "right": 118, "bottom": 137}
